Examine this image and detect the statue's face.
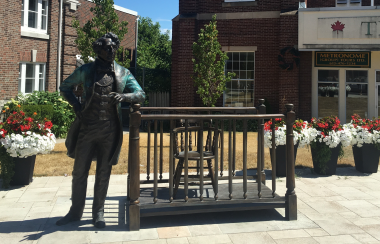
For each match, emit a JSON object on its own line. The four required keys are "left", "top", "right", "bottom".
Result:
{"left": 98, "top": 38, "right": 117, "bottom": 62}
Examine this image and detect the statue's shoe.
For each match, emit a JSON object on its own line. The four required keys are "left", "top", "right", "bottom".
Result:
{"left": 93, "top": 212, "right": 106, "bottom": 229}
{"left": 56, "top": 212, "right": 81, "bottom": 226}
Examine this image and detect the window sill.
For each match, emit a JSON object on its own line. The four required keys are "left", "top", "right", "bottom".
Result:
{"left": 223, "top": 1, "right": 258, "bottom": 7}
{"left": 21, "top": 30, "right": 49, "bottom": 40}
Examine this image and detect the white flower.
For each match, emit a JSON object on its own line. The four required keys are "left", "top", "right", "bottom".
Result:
{"left": 0, "top": 132, "right": 56, "bottom": 158}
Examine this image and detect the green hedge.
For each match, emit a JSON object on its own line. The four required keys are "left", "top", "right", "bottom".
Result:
{"left": 21, "top": 105, "right": 54, "bottom": 120}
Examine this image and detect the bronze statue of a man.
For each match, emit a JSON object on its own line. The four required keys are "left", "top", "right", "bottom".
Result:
{"left": 57, "top": 32, "right": 145, "bottom": 228}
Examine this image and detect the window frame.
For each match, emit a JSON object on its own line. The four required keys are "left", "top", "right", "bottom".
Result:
{"left": 336, "top": 0, "right": 362, "bottom": 7}
{"left": 21, "top": 0, "right": 49, "bottom": 34}
{"left": 224, "top": 51, "right": 255, "bottom": 107}
{"left": 19, "top": 62, "right": 46, "bottom": 94}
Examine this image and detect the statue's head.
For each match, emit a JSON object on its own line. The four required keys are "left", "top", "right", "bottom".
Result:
{"left": 92, "top": 32, "right": 120, "bottom": 62}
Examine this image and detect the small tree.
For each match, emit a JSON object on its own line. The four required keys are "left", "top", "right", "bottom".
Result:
{"left": 192, "top": 15, "right": 234, "bottom": 107}
{"left": 72, "top": 0, "right": 130, "bottom": 68}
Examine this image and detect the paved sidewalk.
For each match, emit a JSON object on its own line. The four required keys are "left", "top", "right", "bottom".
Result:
{"left": 1, "top": 167, "right": 380, "bottom": 244}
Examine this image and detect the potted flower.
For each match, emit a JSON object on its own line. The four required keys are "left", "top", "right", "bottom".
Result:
{"left": 264, "top": 118, "right": 309, "bottom": 176}
{"left": 328, "top": 86, "right": 338, "bottom": 97}
{"left": 308, "top": 116, "right": 351, "bottom": 175}
{"left": 346, "top": 85, "right": 351, "bottom": 97}
{"left": 347, "top": 114, "right": 380, "bottom": 173}
{"left": 0, "top": 109, "right": 56, "bottom": 188}
{"left": 318, "top": 86, "right": 328, "bottom": 97}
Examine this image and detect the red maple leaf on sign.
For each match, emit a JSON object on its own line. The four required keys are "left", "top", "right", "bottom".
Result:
{"left": 331, "top": 20, "right": 345, "bottom": 32}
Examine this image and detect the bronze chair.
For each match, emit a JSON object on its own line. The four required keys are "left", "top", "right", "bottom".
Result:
{"left": 172, "top": 121, "right": 219, "bottom": 198}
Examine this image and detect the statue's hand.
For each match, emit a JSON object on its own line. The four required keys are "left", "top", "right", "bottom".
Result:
{"left": 109, "top": 92, "right": 124, "bottom": 104}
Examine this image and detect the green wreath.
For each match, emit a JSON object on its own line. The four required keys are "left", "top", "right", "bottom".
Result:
{"left": 278, "top": 47, "right": 300, "bottom": 70}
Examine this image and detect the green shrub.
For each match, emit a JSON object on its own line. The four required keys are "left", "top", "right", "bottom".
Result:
{"left": 1, "top": 91, "right": 75, "bottom": 138}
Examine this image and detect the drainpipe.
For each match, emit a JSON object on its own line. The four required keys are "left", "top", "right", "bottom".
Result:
{"left": 371, "top": 0, "right": 374, "bottom": 6}
{"left": 135, "top": 16, "right": 139, "bottom": 68}
{"left": 56, "top": 0, "right": 63, "bottom": 91}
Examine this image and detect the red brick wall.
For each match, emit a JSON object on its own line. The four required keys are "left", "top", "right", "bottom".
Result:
{"left": 307, "top": 0, "right": 335, "bottom": 8}
{"left": 77, "top": 0, "right": 137, "bottom": 64}
{"left": 299, "top": 51, "right": 312, "bottom": 121}
{"left": 62, "top": 4, "right": 78, "bottom": 81}
{"left": 172, "top": 0, "right": 316, "bottom": 118}
{"left": 0, "top": 0, "right": 59, "bottom": 101}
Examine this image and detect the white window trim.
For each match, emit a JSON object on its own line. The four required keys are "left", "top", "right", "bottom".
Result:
{"left": 19, "top": 63, "right": 46, "bottom": 94}
{"left": 21, "top": 0, "right": 48, "bottom": 35}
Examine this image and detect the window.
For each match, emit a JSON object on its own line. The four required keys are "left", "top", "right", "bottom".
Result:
{"left": 336, "top": 0, "right": 361, "bottom": 6}
{"left": 346, "top": 70, "right": 368, "bottom": 121}
{"left": 224, "top": 52, "right": 255, "bottom": 107}
{"left": 19, "top": 63, "right": 46, "bottom": 94}
{"left": 318, "top": 70, "right": 339, "bottom": 118}
{"left": 21, "top": 0, "right": 48, "bottom": 33}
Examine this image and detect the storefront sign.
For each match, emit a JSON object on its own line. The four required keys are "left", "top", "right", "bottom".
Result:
{"left": 315, "top": 52, "right": 371, "bottom": 68}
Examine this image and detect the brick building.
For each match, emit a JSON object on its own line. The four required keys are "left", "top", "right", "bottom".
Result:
{"left": 0, "top": 0, "right": 138, "bottom": 107}
{"left": 171, "top": 0, "right": 380, "bottom": 122}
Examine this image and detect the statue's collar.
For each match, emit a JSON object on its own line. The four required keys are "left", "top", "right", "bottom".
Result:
{"left": 95, "top": 58, "right": 114, "bottom": 73}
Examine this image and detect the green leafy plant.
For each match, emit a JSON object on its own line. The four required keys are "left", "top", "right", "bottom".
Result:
{"left": 1, "top": 91, "right": 75, "bottom": 138}
{"left": 72, "top": 0, "right": 130, "bottom": 68}
{"left": 192, "top": 14, "right": 235, "bottom": 107}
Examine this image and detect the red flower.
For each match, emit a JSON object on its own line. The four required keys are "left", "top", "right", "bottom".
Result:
{"left": 44, "top": 121, "right": 53, "bottom": 130}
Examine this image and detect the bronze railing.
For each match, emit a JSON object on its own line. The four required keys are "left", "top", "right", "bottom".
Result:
{"left": 127, "top": 101, "right": 296, "bottom": 231}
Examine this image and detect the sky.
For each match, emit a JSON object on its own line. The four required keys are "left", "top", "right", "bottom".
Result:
{"left": 113, "top": 0, "right": 179, "bottom": 39}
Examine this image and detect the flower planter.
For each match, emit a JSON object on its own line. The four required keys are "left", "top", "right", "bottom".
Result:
{"left": 270, "top": 144, "right": 298, "bottom": 177}
{"left": 311, "top": 143, "right": 341, "bottom": 175}
{"left": 10, "top": 155, "right": 36, "bottom": 186}
{"left": 352, "top": 144, "right": 380, "bottom": 173}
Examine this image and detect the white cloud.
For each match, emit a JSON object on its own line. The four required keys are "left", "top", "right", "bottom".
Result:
{"left": 160, "top": 29, "right": 172, "bottom": 40}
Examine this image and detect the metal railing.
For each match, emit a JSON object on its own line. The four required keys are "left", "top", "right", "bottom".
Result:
{"left": 127, "top": 101, "right": 297, "bottom": 230}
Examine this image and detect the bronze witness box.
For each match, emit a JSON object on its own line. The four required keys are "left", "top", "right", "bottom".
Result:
{"left": 315, "top": 51, "right": 371, "bottom": 68}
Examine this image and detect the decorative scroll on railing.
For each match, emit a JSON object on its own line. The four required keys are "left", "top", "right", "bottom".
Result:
{"left": 127, "top": 101, "right": 297, "bottom": 231}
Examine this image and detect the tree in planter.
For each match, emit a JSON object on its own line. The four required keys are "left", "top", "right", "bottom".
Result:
{"left": 192, "top": 15, "right": 235, "bottom": 107}
{"left": 72, "top": 0, "right": 130, "bottom": 68}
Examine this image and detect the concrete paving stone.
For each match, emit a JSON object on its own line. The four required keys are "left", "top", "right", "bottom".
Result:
{"left": 55, "top": 190, "right": 72, "bottom": 197}
{"left": 304, "top": 228, "right": 329, "bottom": 237}
{"left": 0, "top": 232, "right": 36, "bottom": 244}
{"left": 366, "top": 191, "right": 380, "bottom": 198}
{"left": 3, "top": 186, "right": 28, "bottom": 198}
{"left": 187, "top": 234, "right": 232, "bottom": 244}
{"left": 30, "top": 177, "right": 50, "bottom": 184}
{"left": 228, "top": 232, "right": 276, "bottom": 244}
{"left": 272, "top": 213, "right": 319, "bottom": 231}
{"left": 218, "top": 220, "right": 280, "bottom": 234}
{"left": 360, "top": 225, "right": 380, "bottom": 241}
{"left": 87, "top": 228, "right": 159, "bottom": 243}
{"left": 298, "top": 208, "right": 319, "bottom": 215}
{"left": 339, "top": 211, "right": 360, "bottom": 219}
{"left": 37, "top": 229, "right": 89, "bottom": 244}
{"left": 267, "top": 229, "right": 310, "bottom": 239}
{"left": 157, "top": 226, "right": 191, "bottom": 239}
{"left": 56, "top": 196, "right": 72, "bottom": 205}
{"left": 274, "top": 237, "right": 318, "bottom": 244}
{"left": 18, "top": 187, "right": 59, "bottom": 202}
{"left": 368, "top": 199, "right": 380, "bottom": 207}
{"left": 313, "top": 217, "right": 365, "bottom": 236}
{"left": 349, "top": 177, "right": 380, "bottom": 183}
{"left": 0, "top": 203, "right": 33, "bottom": 222}
{"left": 348, "top": 217, "right": 380, "bottom": 226}
{"left": 301, "top": 196, "right": 348, "bottom": 203}
{"left": 327, "top": 186, "right": 374, "bottom": 200}
{"left": 44, "top": 176, "right": 65, "bottom": 186}
{"left": 313, "top": 235, "right": 361, "bottom": 244}
{"left": 296, "top": 185, "right": 338, "bottom": 197}
{"left": 329, "top": 179, "right": 364, "bottom": 187}
{"left": 166, "top": 237, "right": 189, "bottom": 244}
{"left": 351, "top": 233, "right": 379, "bottom": 243}
{"left": 187, "top": 224, "right": 222, "bottom": 236}
{"left": 122, "top": 240, "right": 166, "bottom": 244}
{"left": 358, "top": 182, "right": 380, "bottom": 191}
{"left": 337, "top": 200, "right": 380, "bottom": 218}
{"left": 306, "top": 200, "right": 349, "bottom": 214}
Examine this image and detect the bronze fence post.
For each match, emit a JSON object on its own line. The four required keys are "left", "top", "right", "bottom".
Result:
{"left": 285, "top": 104, "right": 297, "bottom": 220}
{"left": 258, "top": 99, "right": 266, "bottom": 185}
{"left": 129, "top": 104, "right": 141, "bottom": 231}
